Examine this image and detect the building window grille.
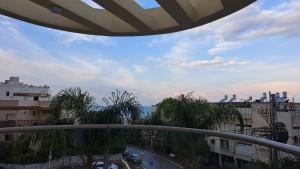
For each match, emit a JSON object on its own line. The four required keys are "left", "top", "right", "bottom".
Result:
{"left": 221, "top": 139, "right": 230, "bottom": 151}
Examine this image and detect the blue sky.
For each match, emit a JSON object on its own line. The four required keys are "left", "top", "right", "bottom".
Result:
{"left": 1, "top": 0, "right": 300, "bottom": 105}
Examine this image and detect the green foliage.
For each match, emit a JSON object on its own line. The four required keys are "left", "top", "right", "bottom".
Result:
{"left": 48, "top": 87, "right": 97, "bottom": 124}
{"left": 147, "top": 92, "right": 245, "bottom": 168}
{"left": 30, "top": 88, "right": 141, "bottom": 167}
{"left": 102, "top": 89, "right": 142, "bottom": 124}
{"left": 153, "top": 93, "right": 244, "bottom": 130}
{"left": 1, "top": 135, "right": 50, "bottom": 164}
{"left": 280, "top": 157, "right": 300, "bottom": 169}
{"left": 0, "top": 142, "right": 12, "bottom": 162}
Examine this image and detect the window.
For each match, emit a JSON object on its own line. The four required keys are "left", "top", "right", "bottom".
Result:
{"left": 33, "top": 111, "right": 36, "bottom": 116}
{"left": 6, "top": 114, "right": 16, "bottom": 120}
{"left": 5, "top": 134, "right": 14, "bottom": 141}
{"left": 33, "top": 96, "right": 39, "bottom": 101}
{"left": 6, "top": 91, "right": 9, "bottom": 96}
{"left": 294, "top": 136, "right": 299, "bottom": 144}
{"left": 220, "top": 139, "right": 230, "bottom": 151}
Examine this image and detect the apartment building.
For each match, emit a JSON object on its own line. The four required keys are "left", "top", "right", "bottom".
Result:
{"left": 0, "top": 77, "right": 51, "bottom": 141}
{"left": 209, "top": 93, "right": 300, "bottom": 167}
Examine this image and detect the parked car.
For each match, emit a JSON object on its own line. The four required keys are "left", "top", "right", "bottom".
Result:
{"left": 93, "top": 161, "right": 104, "bottom": 169}
{"left": 122, "top": 149, "right": 130, "bottom": 158}
{"left": 127, "top": 154, "right": 143, "bottom": 164}
{"left": 92, "top": 161, "right": 119, "bottom": 169}
{"left": 109, "top": 163, "right": 119, "bottom": 169}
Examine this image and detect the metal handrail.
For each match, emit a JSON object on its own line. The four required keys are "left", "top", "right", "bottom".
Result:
{"left": 0, "top": 124, "right": 299, "bottom": 156}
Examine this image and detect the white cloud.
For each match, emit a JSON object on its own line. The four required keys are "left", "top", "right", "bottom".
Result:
{"left": 0, "top": 48, "right": 135, "bottom": 88}
{"left": 207, "top": 0, "right": 300, "bottom": 55}
{"left": 57, "top": 32, "right": 112, "bottom": 45}
{"left": 145, "top": 56, "right": 162, "bottom": 62}
{"left": 151, "top": 35, "right": 249, "bottom": 71}
{"left": 208, "top": 42, "right": 239, "bottom": 56}
{"left": 148, "top": 0, "right": 300, "bottom": 58}
{"left": 0, "top": 18, "right": 135, "bottom": 91}
{"left": 163, "top": 56, "right": 249, "bottom": 71}
{"left": 132, "top": 65, "right": 146, "bottom": 73}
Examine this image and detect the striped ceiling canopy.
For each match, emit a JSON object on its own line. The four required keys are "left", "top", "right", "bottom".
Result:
{"left": 0, "top": 0, "right": 256, "bottom": 36}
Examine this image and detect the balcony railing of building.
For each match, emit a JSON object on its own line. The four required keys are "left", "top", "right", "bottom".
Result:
{"left": 0, "top": 120, "right": 16, "bottom": 128}
{"left": 0, "top": 124, "right": 299, "bottom": 157}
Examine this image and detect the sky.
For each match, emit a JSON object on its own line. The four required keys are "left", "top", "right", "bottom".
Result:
{"left": 1, "top": 0, "right": 300, "bottom": 105}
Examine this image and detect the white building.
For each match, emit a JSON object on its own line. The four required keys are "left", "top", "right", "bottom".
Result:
{"left": 209, "top": 93, "right": 300, "bottom": 167}
{"left": 0, "top": 77, "right": 51, "bottom": 141}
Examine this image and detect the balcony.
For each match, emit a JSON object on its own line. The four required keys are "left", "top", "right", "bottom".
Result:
{"left": 0, "top": 100, "right": 49, "bottom": 111}
{"left": 0, "top": 120, "right": 16, "bottom": 128}
{"left": 0, "top": 125, "right": 299, "bottom": 169}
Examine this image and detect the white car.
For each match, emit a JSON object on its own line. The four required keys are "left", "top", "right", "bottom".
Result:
{"left": 92, "top": 161, "right": 119, "bottom": 169}
{"left": 109, "top": 163, "right": 118, "bottom": 169}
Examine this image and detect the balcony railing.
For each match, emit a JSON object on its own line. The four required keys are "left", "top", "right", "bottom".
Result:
{"left": 0, "top": 120, "right": 16, "bottom": 128}
{"left": 0, "top": 124, "right": 299, "bottom": 156}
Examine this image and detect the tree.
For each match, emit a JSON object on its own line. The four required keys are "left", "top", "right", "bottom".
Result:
{"left": 149, "top": 93, "right": 244, "bottom": 168}
{"left": 155, "top": 93, "right": 244, "bottom": 130}
{"left": 102, "top": 89, "right": 142, "bottom": 124}
{"left": 31, "top": 87, "right": 97, "bottom": 168}
{"left": 31, "top": 88, "right": 142, "bottom": 169}
{"left": 48, "top": 87, "right": 97, "bottom": 124}
{"left": 100, "top": 89, "right": 143, "bottom": 168}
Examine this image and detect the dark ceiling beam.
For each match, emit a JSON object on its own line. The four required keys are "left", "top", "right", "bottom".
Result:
{"left": 93, "top": 0, "right": 153, "bottom": 32}
{"left": 155, "top": 0, "right": 194, "bottom": 26}
{"left": 29, "top": 0, "right": 111, "bottom": 34}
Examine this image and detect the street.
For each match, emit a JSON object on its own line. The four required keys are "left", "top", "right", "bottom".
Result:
{"left": 127, "top": 146, "right": 183, "bottom": 169}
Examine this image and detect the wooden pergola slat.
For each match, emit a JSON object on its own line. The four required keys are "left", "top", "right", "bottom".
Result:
{"left": 93, "top": 0, "right": 154, "bottom": 32}
{"left": 155, "top": 0, "right": 194, "bottom": 26}
{"left": 30, "top": 0, "right": 111, "bottom": 34}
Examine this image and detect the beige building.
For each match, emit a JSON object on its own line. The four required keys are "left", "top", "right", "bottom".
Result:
{"left": 209, "top": 93, "right": 300, "bottom": 167}
{"left": 0, "top": 77, "right": 51, "bottom": 141}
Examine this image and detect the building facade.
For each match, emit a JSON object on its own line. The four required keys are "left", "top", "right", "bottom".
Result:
{"left": 0, "top": 77, "right": 51, "bottom": 141}
{"left": 209, "top": 93, "right": 300, "bottom": 167}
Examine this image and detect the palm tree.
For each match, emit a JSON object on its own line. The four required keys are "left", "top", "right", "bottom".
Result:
{"left": 99, "top": 89, "right": 142, "bottom": 167}
{"left": 102, "top": 89, "right": 142, "bottom": 124}
{"left": 31, "top": 88, "right": 142, "bottom": 169}
{"left": 48, "top": 87, "right": 97, "bottom": 124}
{"left": 31, "top": 87, "right": 97, "bottom": 168}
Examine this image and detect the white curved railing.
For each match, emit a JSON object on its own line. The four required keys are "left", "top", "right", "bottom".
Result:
{"left": 0, "top": 124, "right": 300, "bottom": 156}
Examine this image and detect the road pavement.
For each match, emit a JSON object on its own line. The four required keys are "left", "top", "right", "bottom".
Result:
{"left": 127, "top": 146, "right": 183, "bottom": 169}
